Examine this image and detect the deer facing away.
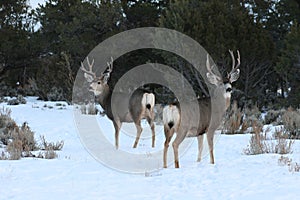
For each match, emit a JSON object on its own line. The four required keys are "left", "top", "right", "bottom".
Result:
{"left": 81, "top": 57, "right": 156, "bottom": 149}
{"left": 163, "top": 50, "right": 240, "bottom": 168}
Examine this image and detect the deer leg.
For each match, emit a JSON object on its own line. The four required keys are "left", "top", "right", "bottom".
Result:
{"left": 172, "top": 130, "right": 186, "bottom": 168}
{"left": 113, "top": 120, "right": 122, "bottom": 149}
{"left": 197, "top": 134, "right": 204, "bottom": 162}
{"left": 147, "top": 116, "right": 155, "bottom": 148}
{"left": 163, "top": 127, "right": 175, "bottom": 168}
{"left": 207, "top": 130, "right": 215, "bottom": 164}
{"left": 133, "top": 120, "right": 143, "bottom": 148}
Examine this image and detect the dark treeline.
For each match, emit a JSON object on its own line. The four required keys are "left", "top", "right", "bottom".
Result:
{"left": 0, "top": 0, "right": 299, "bottom": 108}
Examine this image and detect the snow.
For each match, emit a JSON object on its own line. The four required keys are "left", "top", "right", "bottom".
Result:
{"left": 1, "top": 97, "right": 300, "bottom": 200}
{"left": 29, "top": 0, "right": 46, "bottom": 9}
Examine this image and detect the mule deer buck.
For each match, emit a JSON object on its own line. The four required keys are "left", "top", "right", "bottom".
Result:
{"left": 163, "top": 50, "right": 240, "bottom": 168}
{"left": 81, "top": 57, "right": 156, "bottom": 149}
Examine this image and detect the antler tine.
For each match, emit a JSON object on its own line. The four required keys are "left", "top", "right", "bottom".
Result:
{"left": 80, "top": 57, "right": 96, "bottom": 78}
{"left": 236, "top": 50, "right": 240, "bottom": 69}
{"left": 229, "top": 50, "right": 235, "bottom": 72}
{"left": 206, "top": 53, "right": 222, "bottom": 84}
{"left": 87, "top": 57, "right": 95, "bottom": 71}
{"left": 106, "top": 57, "right": 114, "bottom": 73}
{"left": 228, "top": 50, "right": 241, "bottom": 76}
{"left": 206, "top": 54, "right": 214, "bottom": 74}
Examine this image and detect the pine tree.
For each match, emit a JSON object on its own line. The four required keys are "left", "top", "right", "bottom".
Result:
{"left": 276, "top": 22, "right": 300, "bottom": 107}
{"left": 159, "top": 0, "right": 275, "bottom": 106}
{"left": 0, "top": 0, "right": 35, "bottom": 87}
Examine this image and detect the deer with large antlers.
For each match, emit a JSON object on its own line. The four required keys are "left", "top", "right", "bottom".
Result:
{"left": 163, "top": 50, "right": 240, "bottom": 168}
{"left": 81, "top": 57, "right": 156, "bottom": 149}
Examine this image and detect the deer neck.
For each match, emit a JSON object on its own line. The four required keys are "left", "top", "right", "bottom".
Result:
{"left": 224, "top": 93, "right": 231, "bottom": 110}
{"left": 96, "top": 85, "right": 111, "bottom": 111}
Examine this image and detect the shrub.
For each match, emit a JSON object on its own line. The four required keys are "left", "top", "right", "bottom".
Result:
{"left": 244, "top": 127, "right": 294, "bottom": 155}
{"left": 44, "top": 148, "right": 58, "bottom": 159}
{"left": 40, "top": 135, "right": 64, "bottom": 151}
{"left": 0, "top": 107, "right": 12, "bottom": 129}
{"left": 278, "top": 156, "right": 300, "bottom": 173}
{"left": 37, "top": 149, "right": 58, "bottom": 159}
{"left": 223, "top": 102, "right": 263, "bottom": 134}
{"left": 0, "top": 108, "right": 64, "bottom": 160}
{"left": 242, "top": 104, "right": 263, "bottom": 133}
{"left": 273, "top": 128, "right": 294, "bottom": 154}
{"left": 223, "top": 101, "right": 243, "bottom": 134}
{"left": 47, "top": 87, "right": 65, "bottom": 101}
{"left": 264, "top": 109, "right": 282, "bottom": 125}
{"left": 0, "top": 96, "right": 8, "bottom": 103}
{"left": 7, "top": 95, "right": 26, "bottom": 105}
{"left": 282, "top": 107, "right": 300, "bottom": 139}
{"left": 33, "top": 52, "right": 74, "bottom": 101}
{"left": 243, "top": 124, "right": 267, "bottom": 155}
{"left": 5, "top": 122, "right": 38, "bottom": 159}
{"left": 80, "top": 103, "right": 98, "bottom": 115}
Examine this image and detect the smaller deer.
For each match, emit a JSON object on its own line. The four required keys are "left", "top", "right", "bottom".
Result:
{"left": 163, "top": 50, "right": 240, "bottom": 168}
{"left": 81, "top": 57, "right": 156, "bottom": 149}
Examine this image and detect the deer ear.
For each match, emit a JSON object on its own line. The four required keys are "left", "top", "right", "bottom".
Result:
{"left": 229, "top": 69, "right": 240, "bottom": 83}
{"left": 84, "top": 73, "right": 94, "bottom": 83}
{"left": 103, "top": 73, "right": 110, "bottom": 83}
{"left": 206, "top": 72, "right": 222, "bottom": 86}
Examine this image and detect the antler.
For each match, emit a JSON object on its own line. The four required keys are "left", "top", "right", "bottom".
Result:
{"left": 81, "top": 57, "right": 96, "bottom": 79}
{"left": 206, "top": 54, "right": 222, "bottom": 85}
{"left": 206, "top": 54, "right": 214, "bottom": 74}
{"left": 105, "top": 57, "right": 113, "bottom": 75}
{"left": 228, "top": 50, "right": 240, "bottom": 76}
{"left": 227, "top": 50, "right": 240, "bottom": 83}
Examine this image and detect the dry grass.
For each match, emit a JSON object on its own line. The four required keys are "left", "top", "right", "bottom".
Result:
{"left": 0, "top": 108, "right": 63, "bottom": 160}
{"left": 278, "top": 156, "right": 300, "bottom": 173}
{"left": 244, "top": 127, "right": 293, "bottom": 155}
{"left": 80, "top": 103, "right": 98, "bottom": 115}
{"left": 264, "top": 109, "right": 285, "bottom": 125}
{"left": 282, "top": 107, "right": 300, "bottom": 139}
{"left": 37, "top": 149, "right": 58, "bottom": 159}
{"left": 223, "top": 102, "right": 263, "bottom": 134}
{"left": 223, "top": 101, "right": 243, "bottom": 134}
{"left": 2, "top": 122, "right": 38, "bottom": 160}
{"left": 40, "top": 135, "right": 64, "bottom": 151}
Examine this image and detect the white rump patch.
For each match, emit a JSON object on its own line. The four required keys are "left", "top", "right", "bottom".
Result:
{"left": 163, "top": 105, "right": 180, "bottom": 127}
{"left": 142, "top": 93, "right": 155, "bottom": 109}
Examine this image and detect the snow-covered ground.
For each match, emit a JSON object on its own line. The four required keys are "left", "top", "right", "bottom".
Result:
{"left": 1, "top": 97, "right": 300, "bottom": 200}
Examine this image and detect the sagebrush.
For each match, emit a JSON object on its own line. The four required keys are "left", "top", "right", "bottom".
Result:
{"left": 223, "top": 102, "right": 263, "bottom": 134}
{"left": 282, "top": 107, "right": 300, "bottom": 139}
{"left": 0, "top": 108, "right": 64, "bottom": 160}
{"left": 278, "top": 156, "right": 300, "bottom": 173}
{"left": 244, "top": 127, "right": 294, "bottom": 155}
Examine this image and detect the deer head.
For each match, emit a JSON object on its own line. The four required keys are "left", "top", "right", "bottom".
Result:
{"left": 206, "top": 50, "right": 240, "bottom": 98}
{"left": 81, "top": 57, "right": 113, "bottom": 96}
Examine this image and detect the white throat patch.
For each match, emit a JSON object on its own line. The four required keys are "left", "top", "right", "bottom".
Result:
{"left": 224, "top": 83, "right": 232, "bottom": 99}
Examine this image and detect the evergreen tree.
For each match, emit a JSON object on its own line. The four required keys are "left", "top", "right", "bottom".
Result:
{"left": 36, "top": 0, "right": 122, "bottom": 68}
{"left": 31, "top": 0, "right": 123, "bottom": 100}
{"left": 121, "top": 0, "right": 169, "bottom": 28}
{"left": 160, "top": 0, "right": 275, "bottom": 107}
{"left": 0, "top": 0, "right": 36, "bottom": 87}
{"left": 276, "top": 22, "right": 300, "bottom": 107}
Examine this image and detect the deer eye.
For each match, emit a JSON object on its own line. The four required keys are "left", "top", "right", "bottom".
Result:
{"left": 97, "top": 81, "right": 101, "bottom": 84}
{"left": 226, "top": 88, "right": 232, "bottom": 92}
